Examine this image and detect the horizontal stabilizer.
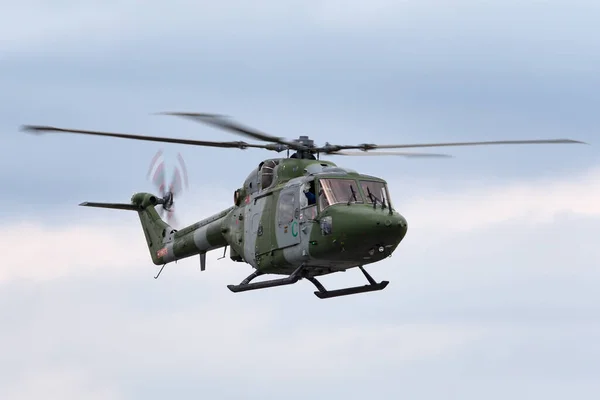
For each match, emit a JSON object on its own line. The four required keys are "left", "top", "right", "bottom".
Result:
{"left": 79, "top": 201, "right": 141, "bottom": 211}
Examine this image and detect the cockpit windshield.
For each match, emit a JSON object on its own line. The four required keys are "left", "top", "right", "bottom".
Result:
{"left": 318, "top": 178, "right": 362, "bottom": 210}
{"left": 359, "top": 180, "right": 392, "bottom": 209}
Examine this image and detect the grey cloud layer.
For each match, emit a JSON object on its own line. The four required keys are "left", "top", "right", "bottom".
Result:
{"left": 3, "top": 1, "right": 600, "bottom": 398}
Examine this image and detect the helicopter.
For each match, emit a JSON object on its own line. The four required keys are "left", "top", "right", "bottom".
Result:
{"left": 21, "top": 113, "right": 586, "bottom": 299}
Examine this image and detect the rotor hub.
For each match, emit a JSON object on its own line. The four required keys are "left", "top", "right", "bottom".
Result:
{"left": 295, "top": 135, "right": 315, "bottom": 148}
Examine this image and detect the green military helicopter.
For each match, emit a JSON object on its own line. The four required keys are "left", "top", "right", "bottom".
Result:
{"left": 22, "top": 113, "right": 585, "bottom": 299}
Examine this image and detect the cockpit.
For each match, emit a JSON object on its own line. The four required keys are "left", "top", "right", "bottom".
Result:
{"left": 297, "top": 177, "right": 392, "bottom": 221}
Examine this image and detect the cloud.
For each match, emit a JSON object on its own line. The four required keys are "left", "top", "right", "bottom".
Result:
{"left": 4, "top": 0, "right": 600, "bottom": 60}
{"left": 1, "top": 165, "right": 599, "bottom": 398}
{"left": 398, "top": 165, "right": 600, "bottom": 234}
{"left": 1, "top": 368, "right": 123, "bottom": 400}
{"left": 2, "top": 2, "right": 599, "bottom": 397}
{"left": 1, "top": 1, "right": 305, "bottom": 53}
{"left": 0, "top": 221, "right": 145, "bottom": 282}
{"left": 1, "top": 2, "right": 129, "bottom": 52}
{"left": 0, "top": 292, "right": 480, "bottom": 380}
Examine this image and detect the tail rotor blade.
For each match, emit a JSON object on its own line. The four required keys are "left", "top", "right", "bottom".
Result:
{"left": 149, "top": 150, "right": 167, "bottom": 196}
{"left": 152, "top": 162, "right": 166, "bottom": 195}
{"left": 147, "top": 150, "right": 163, "bottom": 179}
{"left": 169, "top": 167, "right": 183, "bottom": 197}
{"left": 177, "top": 153, "right": 189, "bottom": 190}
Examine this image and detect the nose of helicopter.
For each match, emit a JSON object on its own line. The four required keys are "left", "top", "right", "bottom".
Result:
{"left": 317, "top": 204, "right": 408, "bottom": 261}
{"left": 358, "top": 208, "right": 408, "bottom": 250}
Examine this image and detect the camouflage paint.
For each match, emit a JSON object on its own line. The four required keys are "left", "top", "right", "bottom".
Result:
{"left": 118, "top": 158, "right": 408, "bottom": 278}
{"left": 131, "top": 192, "right": 232, "bottom": 265}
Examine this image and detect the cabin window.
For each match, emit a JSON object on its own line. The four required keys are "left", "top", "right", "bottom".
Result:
{"left": 359, "top": 180, "right": 392, "bottom": 209}
{"left": 318, "top": 178, "right": 363, "bottom": 210}
{"left": 260, "top": 160, "right": 279, "bottom": 189}
{"left": 278, "top": 192, "right": 295, "bottom": 226}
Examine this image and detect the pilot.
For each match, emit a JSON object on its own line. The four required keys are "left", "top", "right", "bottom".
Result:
{"left": 304, "top": 181, "right": 316, "bottom": 205}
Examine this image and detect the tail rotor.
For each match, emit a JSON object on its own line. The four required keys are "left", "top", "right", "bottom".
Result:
{"left": 147, "top": 150, "right": 189, "bottom": 226}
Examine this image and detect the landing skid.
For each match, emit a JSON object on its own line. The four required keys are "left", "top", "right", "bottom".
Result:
{"left": 226, "top": 265, "right": 389, "bottom": 299}
{"left": 307, "top": 266, "right": 389, "bottom": 299}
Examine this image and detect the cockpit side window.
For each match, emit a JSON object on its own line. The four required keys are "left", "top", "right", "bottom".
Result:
{"left": 299, "top": 180, "right": 317, "bottom": 221}
{"left": 260, "top": 160, "right": 279, "bottom": 190}
{"left": 301, "top": 180, "right": 317, "bottom": 207}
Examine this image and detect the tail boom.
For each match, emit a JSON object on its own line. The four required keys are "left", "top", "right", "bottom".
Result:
{"left": 129, "top": 192, "right": 233, "bottom": 265}
{"left": 154, "top": 207, "right": 233, "bottom": 265}
{"left": 80, "top": 192, "right": 234, "bottom": 266}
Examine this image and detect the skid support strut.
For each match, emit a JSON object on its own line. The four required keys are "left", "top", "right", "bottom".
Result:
{"left": 227, "top": 265, "right": 305, "bottom": 293}
{"left": 306, "top": 266, "right": 389, "bottom": 299}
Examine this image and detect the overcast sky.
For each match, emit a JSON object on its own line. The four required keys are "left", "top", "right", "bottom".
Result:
{"left": 2, "top": 1, "right": 599, "bottom": 399}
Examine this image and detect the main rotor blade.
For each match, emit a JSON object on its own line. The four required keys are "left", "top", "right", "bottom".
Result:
{"left": 21, "top": 125, "right": 282, "bottom": 151}
{"left": 333, "top": 151, "right": 453, "bottom": 158}
{"left": 158, "top": 112, "right": 305, "bottom": 151}
{"left": 321, "top": 138, "right": 586, "bottom": 152}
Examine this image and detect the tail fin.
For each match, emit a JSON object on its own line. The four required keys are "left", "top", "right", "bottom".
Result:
{"left": 80, "top": 192, "right": 173, "bottom": 265}
{"left": 80, "top": 202, "right": 141, "bottom": 211}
